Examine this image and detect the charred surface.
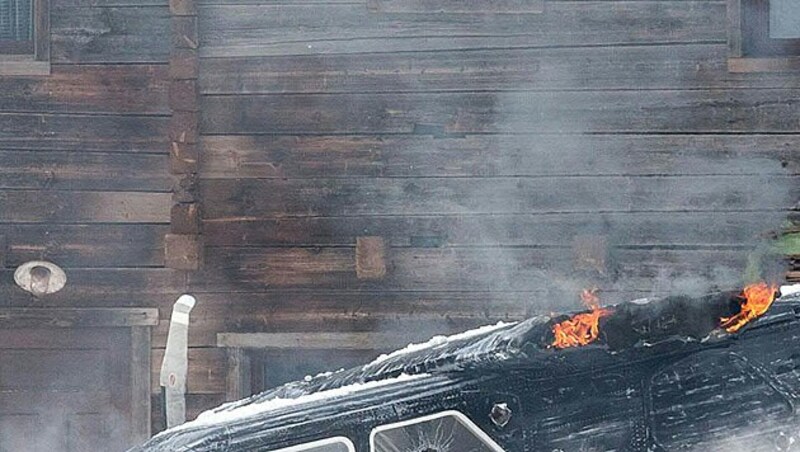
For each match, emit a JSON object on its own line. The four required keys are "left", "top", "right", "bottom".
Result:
{"left": 134, "top": 290, "right": 800, "bottom": 452}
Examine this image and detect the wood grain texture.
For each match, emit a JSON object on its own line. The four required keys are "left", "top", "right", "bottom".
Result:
{"left": 0, "top": 151, "right": 170, "bottom": 191}
{"left": 51, "top": 6, "right": 171, "bottom": 63}
{"left": 0, "top": 308, "right": 159, "bottom": 328}
{"left": 367, "top": 0, "right": 543, "bottom": 14}
{"left": 200, "top": 89, "right": 800, "bottom": 134}
{"left": 0, "top": 65, "right": 169, "bottom": 114}
{"left": 189, "top": 247, "right": 751, "bottom": 292}
{"left": 0, "top": 268, "right": 183, "bottom": 307}
{"left": 151, "top": 348, "right": 225, "bottom": 394}
{"left": 197, "top": 1, "right": 725, "bottom": 57}
{"left": 0, "top": 190, "right": 171, "bottom": 223}
{"left": 202, "top": 212, "right": 794, "bottom": 248}
{"left": 199, "top": 175, "right": 797, "bottom": 218}
{"left": 1, "top": 224, "right": 167, "bottom": 267}
{"left": 199, "top": 44, "right": 799, "bottom": 95}
{"left": 199, "top": 134, "right": 799, "bottom": 179}
{"left": 152, "top": 291, "right": 543, "bottom": 347}
{"left": 0, "top": 112, "right": 168, "bottom": 152}
{"left": 217, "top": 331, "right": 464, "bottom": 349}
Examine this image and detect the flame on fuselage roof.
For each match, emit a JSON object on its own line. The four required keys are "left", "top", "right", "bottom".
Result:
{"left": 720, "top": 282, "right": 779, "bottom": 333}
{"left": 551, "top": 288, "right": 612, "bottom": 350}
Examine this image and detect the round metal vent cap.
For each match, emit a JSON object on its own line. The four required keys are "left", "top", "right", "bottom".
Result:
{"left": 14, "top": 260, "right": 67, "bottom": 296}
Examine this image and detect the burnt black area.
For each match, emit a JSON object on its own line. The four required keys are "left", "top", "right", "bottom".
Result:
{"left": 134, "top": 291, "right": 800, "bottom": 452}
{"left": 600, "top": 292, "right": 741, "bottom": 350}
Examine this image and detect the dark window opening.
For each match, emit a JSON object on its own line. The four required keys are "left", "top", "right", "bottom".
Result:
{"left": 0, "top": 0, "right": 33, "bottom": 54}
{"left": 742, "top": 0, "right": 800, "bottom": 57}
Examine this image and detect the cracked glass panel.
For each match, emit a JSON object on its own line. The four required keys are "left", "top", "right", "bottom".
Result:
{"left": 770, "top": 0, "right": 800, "bottom": 39}
{"left": 270, "top": 437, "right": 355, "bottom": 452}
{"left": 372, "top": 412, "right": 505, "bottom": 452}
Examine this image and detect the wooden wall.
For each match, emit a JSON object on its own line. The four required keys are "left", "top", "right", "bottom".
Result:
{"left": 8, "top": 0, "right": 795, "bottom": 434}
{"left": 173, "top": 0, "right": 800, "bottom": 419}
{"left": 0, "top": 0, "right": 188, "bottom": 432}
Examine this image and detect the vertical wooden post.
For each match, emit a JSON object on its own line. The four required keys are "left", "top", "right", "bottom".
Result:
{"left": 225, "top": 348, "right": 252, "bottom": 402}
{"left": 130, "top": 326, "right": 152, "bottom": 443}
{"left": 166, "top": 0, "right": 202, "bottom": 271}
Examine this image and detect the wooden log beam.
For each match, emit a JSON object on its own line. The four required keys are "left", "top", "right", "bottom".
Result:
{"left": 0, "top": 308, "right": 159, "bottom": 328}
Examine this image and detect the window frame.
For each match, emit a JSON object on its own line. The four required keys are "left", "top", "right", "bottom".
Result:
{"left": 369, "top": 410, "right": 506, "bottom": 452}
{"left": 0, "top": 0, "right": 50, "bottom": 76}
{"left": 269, "top": 437, "right": 356, "bottom": 452}
{"left": 728, "top": 0, "right": 800, "bottom": 72}
{"left": 742, "top": 0, "right": 800, "bottom": 57}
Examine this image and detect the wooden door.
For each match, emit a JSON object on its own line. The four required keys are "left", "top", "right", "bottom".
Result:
{"left": 0, "top": 328, "right": 140, "bottom": 452}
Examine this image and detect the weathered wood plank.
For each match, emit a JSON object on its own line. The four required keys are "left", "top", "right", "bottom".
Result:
{"left": 367, "top": 0, "right": 543, "bottom": 14}
{"left": 202, "top": 212, "right": 793, "bottom": 248}
{"left": 197, "top": 1, "right": 725, "bottom": 57}
{"left": 151, "top": 348, "right": 226, "bottom": 394}
{"left": 153, "top": 291, "right": 548, "bottom": 347}
{"left": 0, "top": 308, "right": 158, "bottom": 328}
{"left": 130, "top": 326, "right": 152, "bottom": 443}
{"left": 0, "top": 191, "right": 171, "bottom": 223}
{"left": 199, "top": 44, "right": 799, "bottom": 94}
{"left": 0, "top": 151, "right": 170, "bottom": 191}
{"left": 51, "top": 6, "right": 171, "bottom": 63}
{"left": 200, "top": 175, "right": 798, "bottom": 218}
{"left": 0, "top": 113, "right": 168, "bottom": 152}
{"left": 189, "top": 247, "right": 752, "bottom": 292}
{"left": 0, "top": 269, "right": 183, "bottom": 307}
{"left": 200, "top": 89, "right": 800, "bottom": 134}
{"left": 200, "top": 134, "right": 799, "bottom": 179}
{"left": 151, "top": 393, "right": 225, "bottom": 432}
{"left": 0, "top": 65, "right": 169, "bottom": 114}
{"left": 218, "top": 331, "right": 465, "bottom": 349}
{"left": 0, "top": 224, "right": 167, "bottom": 268}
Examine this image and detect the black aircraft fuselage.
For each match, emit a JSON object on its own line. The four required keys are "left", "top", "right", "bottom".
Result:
{"left": 134, "top": 292, "right": 800, "bottom": 452}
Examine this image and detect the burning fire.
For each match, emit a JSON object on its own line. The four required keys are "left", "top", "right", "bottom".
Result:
{"left": 720, "top": 282, "right": 778, "bottom": 333}
{"left": 551, "top": 288, "right": 613, "bottom": 349}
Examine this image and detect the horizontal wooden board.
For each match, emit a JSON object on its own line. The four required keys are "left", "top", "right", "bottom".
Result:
{"left": 152, "top": 290, "right": 659, "bottom": 347}
{"left": 0, "top": 190, "right": 171, "bottom": 223}
{"left": 1, "top": 224, "right": 167, "bottom": 267}
{"left": 200, "top": 175, "right": 798, "bottom": 217}
{"left": 199, "top": 44, "right": 799, "bottom": 94}
{"left": 368, "top": 0, "right": 543, "bottom": 13}
{"left": 189, "top": 247, "right": 753, "bottom": 292}
{"left": 197, "top": 1, "right": 725, "bottom": 57}
{"left": 0, "top": 113, "right": 168, "bottom": 152}
{"left": 202, "top": 211, "right": 794, "bottom": 248}
{"left": 51, "top": 6, "right": 171, "bottom": 63}
{"left": 200, "top": 134, "right": 800, "bottom": 179}
{"left": 0, "top": 268, "right": 182, "bottom": 307}
{"left": 200, "top": 89, "right": 800, "bottom": 134}
{"left": 152, "top": 348, "right": 226, "bottom": 394}
{"left": 0, "top": 151, "right": 170, "bottom": 191}
{"left": 0, "top": 307, "right": 159, "bottom": 328}
{"left": 0, "top": 65, "right": 168, "bottom": 114}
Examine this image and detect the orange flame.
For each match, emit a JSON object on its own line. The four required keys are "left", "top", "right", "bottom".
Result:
{"left": 720, "top": 282, "right": 778, "bottom": 333}
{"left": 551, "top": 288, "right": 612, "bottom": 349}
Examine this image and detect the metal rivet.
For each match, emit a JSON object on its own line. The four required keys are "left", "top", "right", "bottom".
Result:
{"left": 490, "top": 402, "right": 512, "bottom": 428}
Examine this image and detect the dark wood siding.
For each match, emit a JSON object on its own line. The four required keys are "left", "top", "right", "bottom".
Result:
{"left": 181, "top": 0, "right": 800, "bottom": 428}
{"left": 0, "top": 0, "right": 177, "bottom": 436}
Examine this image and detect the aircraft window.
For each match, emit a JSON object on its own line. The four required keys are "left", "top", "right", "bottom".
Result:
{"left": 269, "top": 437, "right": 355, "bottom": 452}
{"left": 370, "top": 410, "right": 506, "bottom": 452}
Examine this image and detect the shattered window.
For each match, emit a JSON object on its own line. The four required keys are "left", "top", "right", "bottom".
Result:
{"left": 371, "top": 411, "right": 505, "bottom": 452}
{"left": 269, "top": 437, "right": 355, "bottom": 452}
